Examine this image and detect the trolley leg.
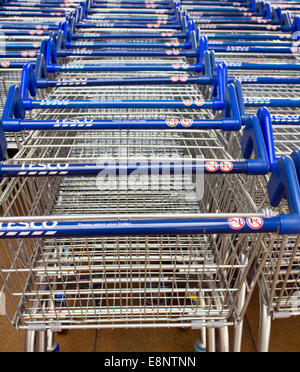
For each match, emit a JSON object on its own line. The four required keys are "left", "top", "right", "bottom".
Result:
{"left": 25, "top": 330, "right": 48, "bottom": 352}
{"left": 232, "top": 281, "right": 246, "bottom": 352}
{"left": 37, "top": 331, "right": 47, "bottom": 352}
{"left": 258, "top": 292, "right": 271, "bottom": 352}
{"left": 25, "top": 330, "right": 36, "bottom": 352}
{"left": 218, "top": 327, "right": 229, "bottom": 352}
{"left": 47, "top": 330, "right": 60, "bottom": 352}
{"left": 232, "top": 320, "right": 244, "bottom": 352}
{"left": 200, "top": 327, "right": 206, "bottom": 350}
{"left": 194, "top": 328, "right": 207, "bottom": 352}
{"left": 207, "top": 328, "right": 216, "bottom": 352}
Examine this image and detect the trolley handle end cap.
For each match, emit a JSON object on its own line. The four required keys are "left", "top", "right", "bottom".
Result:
{"left": 20, "top": 64, "right": 37, "bottom": 100}
{"left": 241, "top": 116, "right": 269, "bottom": 174}
{"left": 232, "top": 79, "right": 246, "bottom": 119}
{"left": 257, "top": 107, "right": 277, "bottom": 171}
{"left": 290, "top": 149, "right": 300, "bottom": 182}
{"left": 35, "top": 54, "right": 48, "bottom": 82}
{"left": 263, "top": 3, "right": 271, "bottom": 20}
{"left": 271, "top": 7, "right": 282, "bottom": 23}
{"left": 268, "top": 156, "right": 300, "bottom": 216}
{"left": 292, "top": 17, "right": 300, "bottom": 40}
{"left": 249, "top": 0, "right": 256, "bottom": 12}
{"left": 2, "top": 85, "right": 24, "bottom": 136}
{"left": 281, "top": 11, "right": 292, "bottom": 30}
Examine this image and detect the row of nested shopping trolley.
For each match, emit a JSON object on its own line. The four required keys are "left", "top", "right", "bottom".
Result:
{"left": 0, "top": 0, "right": 299, "bottom": 353}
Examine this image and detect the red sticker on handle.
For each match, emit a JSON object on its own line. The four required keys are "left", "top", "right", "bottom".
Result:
{"left": 1, "top": 61, "right": 10, "bottom": 68}
{"left": 220, "top": 161, "right": 233, "bottom": 173}
{"left": 194, "top": 97, "right": 205, "bottom": 107}
{"left": 183, "top": 98, "right": 193, "bottom": 106}
{"left": 181, "top": 119, "right": 193, "bottom": 127}
{"left": 246, "top": 217, "right": 263, "bottom": 230}
{"left": 170, "top": 75, "right": 179, "bottom": 82}
{"left": 166, "top": 118, "right": 179, "bottom": 127}
{"left": 205, "top": 161, "right": 219, "bottom": 173}
{"left": 228, "top": 217, "right": 245, "bottom": 230}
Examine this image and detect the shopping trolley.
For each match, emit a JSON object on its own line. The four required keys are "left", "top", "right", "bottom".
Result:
{"left": 188, "top": 5, "right": 299, "bottom": 54}
{"left": 186, "top": 5, "right": 300, "bottom": 352}
{"left": 267, "top": 0, "right": 300, "bottom": 20}
{"left": 0, "top": 116, "right": 299, "bottom": 352}
{"left": 195, "top": 38, "right": 300, "bottom": 100}
{"left": 75, "top": 0, "right": 185, "bottom": 30}
{"left": 256, "top": 155, "right": 300, "bottom": 352}
{"left": 201, "top": 51, "right": 300, "bottom": 113}
{"left": 0, "top": 32, "right": 42, "bottom": 151}
{"left": 0, "top": 0, "right": 81, "bottom": 149}
{"left": 214, "top": 77, "right": 300, "bottom": 187}
{"left": 249, "top": 149, "right": 300, "bottom": 352}
{"left": 55, "top": 10, "right": 300, "bottom": 68}
{"left": 0, "top": 80, "right": 288, "bottom": 350}
{"left": 0, "top": 3, "right": 72, "bottom": 81}
{"left": 237, "top": 107, "right": 300, "bottom": 352}
{"left": 0, "top": 22, "right": 272, "bottom": 351}
{"left": 64, "top": 5, "right": 296, "bottom": 49}
{"left": 0, "top": 0, "right": 297, "bottom": 354}
{"left": 188, "top": 5, "right": 293, "bottom": 32}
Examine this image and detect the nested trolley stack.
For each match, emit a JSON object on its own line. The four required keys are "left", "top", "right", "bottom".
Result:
{"left": 180, "top": 0, "right": 300, "bottom": 353}
{"left": 0, "top": 11, "right": 266, "bottom": 353}
{"left": 0, "top": 0, "right": 299, "bottom": 353}
{"left": 0, "top": 0, "right": 80, "bottom": 149}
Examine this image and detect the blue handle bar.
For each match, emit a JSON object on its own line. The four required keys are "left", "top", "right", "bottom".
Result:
{"left": 196, "top": 34, "right": 292, "bottom": 41}
{"left": 208, "top": 45, "right": 296, "bottom": 53}
{"left": 0, "top": 23, "right": 58, "bottom": 30}
{"left": 230, "top": 77, "right": 300, "bottom": 84}
{"left": 0, "top": 30, "right": 50, "bottom": 36}
{"left": 71, "top": 32, "right": 187, "bottom": 39}
{"left": 87, "top": 9, "right": 174, "bottom": 14}
{"left": 0, "top": 11, "right": 68, "bottom": 17}
{"left": 57, "top": 49, "right": 196, "bottom": 57}
{"left": 67, "top": 41, "right": 188, "bottom": 48}
{"left": 85, "top": 16, "right": 176, "bottom": 22}
{"left": 52, "top": 63, "right": 202, "bottom": 72}
{"left": 244, "top": 98, "right": 300, "bottom": 107}
{"left": 90, "top": 5, "right": 173, "bottom": 10}
{"left": 38, "top": 76, "right": 211, "bottom": 87}
{"left": 226, "top": 63, "right": 300, "bottom": 70}
{"left": 76, "top": 22, "right": 182, "bottom": 29}
{"left": 0, "top": 51, "right": 38, "bottom": 58}
{"left": 271, "top": 114, "right": 300, "bottom": 124}
{"left": 3, "top": 118, "right": 241, "bottom": 131}
{"left": 28, "top": 99, "right": 216, "bottom": 110}
{"left": 0, "top": 161, "right": 249, "bottom": 178}
{"left": 0, "top": 216, "right": 281, "bottom": 238}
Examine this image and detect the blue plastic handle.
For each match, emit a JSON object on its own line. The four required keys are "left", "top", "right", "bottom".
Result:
{"left": 268, "top": 156, "right": 300, "bottom": 216}
{"left": 256, "top": 107, "right": 277, "bottom": 171}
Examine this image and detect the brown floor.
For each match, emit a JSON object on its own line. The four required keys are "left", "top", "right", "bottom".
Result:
{"left": 0, "top": 288, "right": 299, "bottom": 352}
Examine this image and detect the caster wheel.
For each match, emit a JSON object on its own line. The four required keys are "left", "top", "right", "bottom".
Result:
{"left": 194, "top": 340, "right": 206, "bottom": 352}
{"left": 48, "top": 343, "right": 60, "bottom": 352}
{"left": 53, "top": 344, "right": 60, "bottom": 353}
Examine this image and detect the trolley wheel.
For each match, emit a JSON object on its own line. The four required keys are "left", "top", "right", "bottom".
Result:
{"left": 47, "top": 341, "right": 60, "bottom": 353}
{"left": 194, "top": 339, "right": 206, "bottom": 353}
{"left": 53, "top": 344, "right": 60, "bottom": 353}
